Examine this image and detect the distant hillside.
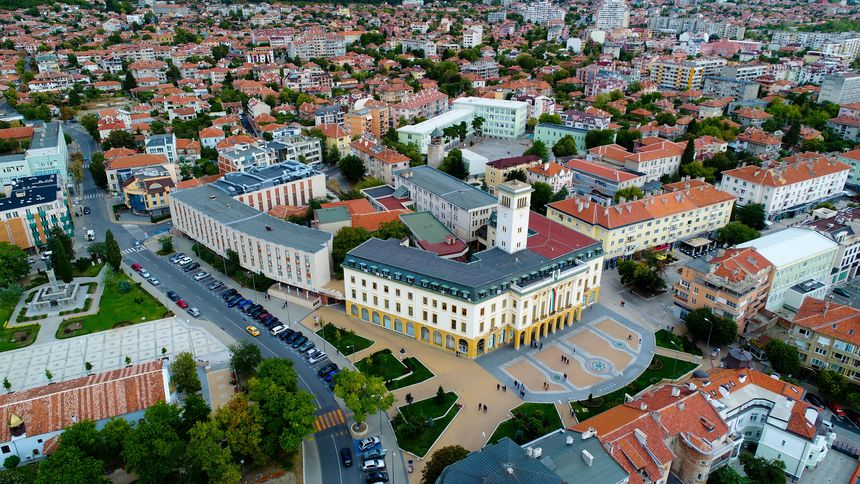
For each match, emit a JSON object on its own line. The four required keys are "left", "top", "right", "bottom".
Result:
{"left": 0, "top": 0, "right": 92, "bottom": 10}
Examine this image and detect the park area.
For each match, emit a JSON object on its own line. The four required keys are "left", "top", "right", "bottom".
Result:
{"left": 392, "top": 390, "right": 460, "bottom": 457}
{"left": 488, "top": 402, "right": 562, "bottom": 445}
{"left": 58, "top": 273, "right": 170, "bottom": 338}
{"left": 356, "top": 349, "right": 434, "bottom": 390}
{"left": 317, "top": 322, "right": 373, "bottom": 355}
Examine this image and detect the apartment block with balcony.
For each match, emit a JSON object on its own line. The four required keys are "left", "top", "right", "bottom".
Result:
{"left": 484, "top": 155, "right": 542, "bottom": 195}
{"left": 673, "top": 247, "right": 773, "bottom": 334}
{"left": 0, "top": 174, "right": 72, "bottom": 251}
{"left": 350, "top": 138, "right": 411, "bottom": 185}
{"left": 788, "top": 298, "right": 860, "bottom": 382}
{"left": 802, "top": 208, "right": 860, "bottom": 284}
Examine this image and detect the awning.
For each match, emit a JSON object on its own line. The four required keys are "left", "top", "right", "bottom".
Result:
{"left": 683, "top": 237, "right": 712, "bottom": 248}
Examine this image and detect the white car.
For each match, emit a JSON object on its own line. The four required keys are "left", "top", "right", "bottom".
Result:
{"left": 178, "top": 257, "right": 192, "bottom": 265}
{"left": 193, "top": 272, "right": 209, "bottom": 281}
{"left": 139, "top": 270, "right": 151, "bottom": 278}
{"left": 358, "top": 436, "right": 381, "bottom": 451}
{"left": 147, "top": 277, "right": 160, "bottom": 286}
{"left": 361, "top": 459, "right": 385, "bottom": 472}
{"left": 186, "top": 307, "right": 200, "bottom": 317}
{"left": 308, "top": 352, "right": 327, "bottom": 364}
{"left": 270, "top": 325, "right": 287, "bottom": 336}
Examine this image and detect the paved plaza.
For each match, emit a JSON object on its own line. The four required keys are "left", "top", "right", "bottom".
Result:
{"left": 477, "top": 305, "right": 654, "bottom": 402}
{"left": 0, "top": 316, "right": 230, "bottom": 392}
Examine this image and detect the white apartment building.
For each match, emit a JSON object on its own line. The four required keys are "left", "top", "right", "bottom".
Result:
{"left": 462, "top": 26, "right": 483, "bottom": 48}
{"left": 397, "top": 97, "right": 528, "bottom": 154}
{"left": 287, "top": 31, "right": 347, "bottom": 60}
{"left": 588, "top": 138, "right": 685, "bottom": 182}
{"left": 770, "top": 31, "right": 860, "bottom": 59}
{"left": 738, "top": 228, "right": 838, "bottom": 311}
{"left": 144, "top": 133, "right": 178, "bottom": 165}
{"left": 343, "top": 180, "right": 604, "bottom": 358}
{"left": 720, "top": 64, "right": 768, "bottom": 81}
{"left": 522, "top": 1, "right": 565, "bottom": 24}
{"left": 803, "top": 208, "right": 860, "bottom": 284}
{"left": 594, "top": 0, "right": 630, "bottom": 30}
{"left": 399, "top": 38, "right": 437, "bottom": 57}
{"left": 394, "top": 165, "right": 497, "bottom": 242}
{"left": 818, "top": 73, "right": 860, "bottom": 105}
{"left": 719, "top": 154, "right": 850, "bottom": 220}
{"left": 170, "top": 184, "right": 333, "bottom": 293}
{"left": 214, "top": 160, "right": 326, "bottom": 213}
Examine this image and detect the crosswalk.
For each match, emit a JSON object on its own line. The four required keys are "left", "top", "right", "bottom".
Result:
{"left": 314, "top": 408, "right": 345, "bottom": 432}
{"left": 121, "top": 245, "right": 147, "bottom": 255}
{"left": 79, "top": 192, "right": 105, "bottom": 200}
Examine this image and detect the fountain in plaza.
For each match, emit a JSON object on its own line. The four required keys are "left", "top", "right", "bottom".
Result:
{"left": 29, "top": 268, "right": 79, "bottom": 313}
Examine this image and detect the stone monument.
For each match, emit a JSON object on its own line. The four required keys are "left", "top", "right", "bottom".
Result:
{"left": 29, "top": 268, "right": 79, "bottom": 313}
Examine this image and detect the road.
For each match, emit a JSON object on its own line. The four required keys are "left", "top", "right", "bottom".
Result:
{"left": 65, "top": 121, "right": 370, "bottom": 484}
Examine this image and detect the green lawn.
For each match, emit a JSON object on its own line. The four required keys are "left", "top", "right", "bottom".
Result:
{"left": 386, "top": 357, "right": 434, "bottom": 390}
{"left": 0, "top": 297, "right": 15, "bottom": 327}
{"left": 0, "top": 323, "right": 39, "bottom": 352}
{"left": 57, "top": 274, "right": 170, "bottom": 338}
{"left": 655, "top": 329, "right": 703, "bottom": 356}
{"left": 356, "top": 349, "right": 408, "bottom": 382}
{"left": 489, "top": 402, "right": 563, "bottom": 445}
{"left": 74, "top": 262, "right": 105, "bottom": 278}
{"left": 571, "top": 355, "right": 698, "bottom": 418}
{"left": 317, "top": 323, "right": 374, "bottom": 355}
{"left": 394, "top": 391, "right": 460, "bottom": 457}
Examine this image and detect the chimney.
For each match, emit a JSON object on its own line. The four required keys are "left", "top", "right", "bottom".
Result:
{"left": 582, "top": 450, "right": 594, "bottom": 467}
{"left": 671, "top": 386, "right": 680, "bottom": 397}
{"left": 824, "top": 301, "right": 830, "bottom": 315}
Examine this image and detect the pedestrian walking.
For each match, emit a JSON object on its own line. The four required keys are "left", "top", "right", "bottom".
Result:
{"left": 638, "top": 337, "right": 641, "bottom": 344}
{"left": 564, "top": 373, "right": 567, "bottom": 380}
{"left": 514, "top": 379, "right": 519, "bottom": 388}
{"left": 503, "top": 385, "right": 506, "bottom": 392}
{"left": 539, "top": 342, "right": 543, "bottom": 350}
{"left": 478, "top": 402, "right": 482, "bottom": 410}
{"left": 570, "top": 408, "right": 575, "bottom": 418}
{"left": 483, "top": 405, "right": 488, "bottom": 414}
{"left": 496, "top": 383, "right": 500, "bottom": 391}
{"left": 520, "top": 389, "right": 525, "bottom": 398}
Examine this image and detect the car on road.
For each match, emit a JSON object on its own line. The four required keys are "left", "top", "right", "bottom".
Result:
{"left": 270, "top": 325, "right": 287, "bottom": 336}
{"left": 246, "top": 325, "right": 260, "bottom": 337}
{"left": 308, "top": 352, "right": 327, "bottom": 364}
{"left": 166, "top": 291, "right": 180, "bottom": 302}
{"left": 362, "top": 447, "right": 386, "bottom": 460}
{"left": 291, "top": 336, "right": 308, "bottom": 348}
{"left": 183, "top": 262, "right": 201, "bottom": 273}
{"left": 186, "top": 307, "right": 200, "bottom": 317}
{"left": 140, "top": 270, "right": 151, "bottom": 278}
{"left": 131, "top": 263, "right": 142, "bottom": 271}
{"left": 318, "top": 363, "right": 338, "bottom": 377}
{"left": 359, "top": 436, "right": 381, "bottom": 452}
{"left": 845, "top": 408, "right": 860, "bottom": 427}
{"left": 340, "top": 447, "right": 353, "bottom": 468}
{"left": 177, "top": 300, "right": 189, "bottom": 309}
{"left": 366, "top": 471, "right": 389, "bottom": 483}
{"left": 82, "top": 206, "right": 91, "bottom": 215}
{"left": 193, "top": 272, "right": 209, "bottom": 281}
{"left": 829, "top": 401, "right": 847, "bottom": 418}
{"left": 147, "top": 277, "right": 160, "bottom": 286}
{"left": 834, "top": 287, "right": 851, "bottom": 298}
{"left": 805, "top": 393, "right": 827, "bottom": 408}
{"left": 207, "top": 281, "right": 223, "bottom": 291}
{"left": 361, "top": 459, "right": 385, "bottom": 472}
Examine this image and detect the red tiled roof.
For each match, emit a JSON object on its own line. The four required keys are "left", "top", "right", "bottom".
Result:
{"left": 486, "top": 155, "right": 540, "bottom": 169}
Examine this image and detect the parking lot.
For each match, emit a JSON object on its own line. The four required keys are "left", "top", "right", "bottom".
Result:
{"left": 825, "top": 280, "right": 860, "bottom": 310}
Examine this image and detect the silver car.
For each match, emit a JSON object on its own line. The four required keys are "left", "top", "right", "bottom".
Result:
{"left": 147, "top": 277, "right": 160, "bottom": 286}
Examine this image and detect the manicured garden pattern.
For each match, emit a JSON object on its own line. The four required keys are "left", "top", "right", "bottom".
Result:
{"left": 488, "top": 402, "right": 562, "bottom": 445}
{"left": 386, "top": 357, "right": 434, "bottom": 390}
{"left": 317, "top": 322, "right": 374, "bottom": 355}
{"left": 356, "top": 349, "right": 407, "bottom": 381}
{"left": 393, "top": 391, "right": 460, "bottom": 457}
{"left": 0, "top": 323, "right": 39, "bottom": 352}
{"left": 655, "top": 329, "right": 703, "bottom": 356}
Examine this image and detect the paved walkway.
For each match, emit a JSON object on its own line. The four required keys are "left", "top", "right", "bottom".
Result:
{"left": 7, "top": 267, "right": 108, "bottom": 345}
{"left": 476, "top": 304, "right": 655, "bottom": 403}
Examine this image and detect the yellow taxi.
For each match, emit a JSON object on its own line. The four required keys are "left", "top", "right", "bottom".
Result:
{"left": 246, "top": 325, "right": 260, "bottom": 337}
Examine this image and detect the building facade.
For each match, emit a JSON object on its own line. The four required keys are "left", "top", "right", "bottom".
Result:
{"left": 787, "top": 298, "right": 860, "bottom": 382}
{"left": 0, "top": 174, "right": 72, "bottom": 251}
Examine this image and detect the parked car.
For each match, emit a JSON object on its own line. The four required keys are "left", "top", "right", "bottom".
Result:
{"left": 147, "top": 277, "right": 160, "bottom": 286}
{"left": 279, "top": 329, "right": 295, "bottom": 340}
{"left": 366, "top": 471, "right": 389, "bottom": 484}
{"left": 291, "top": 336, "right": 308, "bottom": 348}
{"left": 361, "top": 459, "right": 385, "bottom": 472}
{"left": 297, "top": 341, "right": 315, "bottom": 353}
{"left": 834, "top": 287, "right": 851, "bottom": 298}
{"left": 246, "top": 326, "right": 260, "bottom": 337}
{"left": 805, "top": 393, "right": 827, "bottom": 408}
{"left": 183, "top": 262, "right": 201, "bottom": 273}
{"left": 221, "top": 289, "right": 237, "bottom": 300}
{"left": 256, "top": 312, "right": 272, "bottom": 321}
{"left": 207, "top": 281, "right": 223, "bottom": 291}
{"left": 139, "top": 270, "right": 150, "bottom": 278}
{"left": 306, "top": 348, "right": 320, "bottom": 359}
{"left": 177, "top": 300, "right": 189, "bottom": 309}
{"left": 318, "top": 363, "right": 338, "bottom": 377}
{"left": 166, "top": 291, "right": 180, "bottom": 302}
{"left": 270, "top": 325, "right": 287, "bottom": 336}
{"left": 285, "top": 331, "right": 301, "bottom": 344}
{"left": 131, "top": 263, "right": 142, "bottom": 271}
{"left": 193, "top": 272, "right": 209, "bottom": 281}
{"left": 177, "top": 257, "right": 192, "bottom": 266}
{"left": 237, "top": 299, "right": 253, "bottom": 310}
{"left": 308, "top": 352, "right": 327, "bottom": 364}
{"left": 186, "top": 307, "right": 200, "bottom": 317}
{"left": 227, "top": 297, "right": 244, "bottom": 308}
{"left": 829, "top": 401, "right": 847, "bottom": 418}
{"left": 82, "top": 206, "right": 91, "bottom": 215}
{"left": 323, "top": 370, "right": 339, "bottom": 382}
{"left": 340, "top": 448, "right": 353, "bottom": 468}
{"left": 358, "top": 436, "right": 381, "bottom": 451}
{"left": 170, "top": 253, "right": 186, "bottom": 263}
{"left": 362, "top": 447, "right": 386, "bottom": 460}
{"left": 845, "top": 408, "right": 860, "bottom": 427}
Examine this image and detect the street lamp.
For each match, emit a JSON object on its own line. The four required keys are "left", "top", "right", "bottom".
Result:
{"left": 240, "top": 459, "right": 245, "bottom": 483}
{"left": 347, "top": 344, "right": 354, "bottom": 364}
{"left": 704, "top": 317, "right": 715, "bottom": 356}
{"left": 668, "top": 340, "right": 679, "bottom": 380}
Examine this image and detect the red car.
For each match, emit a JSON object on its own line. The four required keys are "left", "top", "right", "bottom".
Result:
{"left": 131, "top": 263, "right": 142, "bottom": 271}
{"left": 829, "top": 401, "right": 846, "bottom": 418}
{"left": 177, "top": 300, "right": 189, "bottom": 309}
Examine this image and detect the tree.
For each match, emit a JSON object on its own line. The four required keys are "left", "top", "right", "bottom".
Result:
{"left": 170, "top": 352, "right": 201, "bottom": 394}
{"left": 49, "top": 232, "right": 74, "bottom": 283}
{"left": 158, "top": 236, "right": 173, "bottom": 255}
{"left": 100, "top": 418, "right": 132, "bottom": 462}
{"left": 439, "top": 149, "right": 469, "bottom": 180}
{"left": 213, "top": 394, "right": 266, "bottom": 464}
{"left": 375, "top": 220, "right": 410, "bottom": 240}
{"left": 248, "top": 377, "right": 316, "bottom": 454}
{"left": 338, "top": 154, "right": 366, "bottom": 183}
{"left": 3, "top": 455, "right": 19, "bottom": 470}
{"left": 615, "top": 129, "right": 642, "bottom": 151}
{"left": 616, "top": 259, "right": 666, "bottom": 295}
{"left": 229, "top": 341, "right": 262, "bottom": 384}
{"left": 681, "top": 139, "right": 695, "bottom": 167}
{"left": 585, "top": 129, "right": 615, "bottom": 149}
{"left": 211, "top": 44, "right": 230, "bottom": 61}
{"left": 332, "top": 226, "right": 372, "bottom": 278}
{"left": 101, "top": 130, "right": 136, "bottom": 151}
{"left": 524, "top": 139, "right": 549, "bottom": 161}
{"left": 0, "top": 243, "right": 29, "bottom": 287}
{"left": 739, "top": 454, "right": 786, "bottom": 484}
{"left": 421, "top": 445, "right": 470, "bottom": 484}
{"left": 683, "top": 308, "right": 737, "bottom": 347}
{"left": 80, "top": 113, "right": 100, "bottom": 140}
{"left": 764, "top": 339, "right": 800, "bottom": 376}
{"left": 471, "top": 116, "right": 484, "bottom": 137}
{"left": 552, "top": 135, "right": 578, "bottom": 157}
{"left": 186, "top": 420, "right": 242, "bottom": 484}
{"left": 123, "top": 71, "right": 137, "bottom": 92}
{"left": 89, "top": 152, "right": 107, "bottom": 189}
{"left": 104, "top": 230, "right": 121, "bottom": 271}
{"left": 35, "top": 446, "right": 107, "bottom": 484}
{"left": 717, "top": 222, "right": 760, "bottom": 246}
{"left": 68, "top": 152, "right": 84, "bottom": 184}
{"left": 783, "top": 120, "right": 801, "bottom": 147}
{"left": 505, "top": 169, "right": 527, "bottom": 182}
{"left": 708, "top": 465, "right": 749, "bottom": 484}
{"left": 818, "top": 368, "right": 848, "bottom": 400}
{"left": 2, "top": 378, "right": 9, "bottom": 392}
{"left": 333, "top": 369, "right": 395, "bottom": 426}
{"left": 57, "top": 420, "right": 105, "bottom": 460}
{"left": 613, "top": 186, "right": 644, "bottom": 203}
{"left": 530, "top": 182, "right": 553, "bottom": 215}
{"left": 180, "top": 394, "right": 212, "bottom": 437}
{"left": 123, "top": 403, "right": 184, "bottom": 484}
{"left": 734, "top": 203, "right": 766, "bottom": 230}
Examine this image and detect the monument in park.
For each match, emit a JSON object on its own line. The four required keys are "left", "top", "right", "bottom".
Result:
{"left": 29, "top": 268, "right": 79, "bottom": 314}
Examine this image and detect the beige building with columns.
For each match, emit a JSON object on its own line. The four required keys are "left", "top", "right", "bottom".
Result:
{"left": 342, "top": 180, "right": 604, "bottom": 358}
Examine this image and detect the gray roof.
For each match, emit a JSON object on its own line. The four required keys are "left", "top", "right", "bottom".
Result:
{"left": 171, "top": 184, "right": 331, "bottom": 254}
{"left": 212, "top": 160, "right": 318, "bottom": 196}
{"left": 29, "top": 121, "right": 60, "bottom": 151}
{"left": 525, "top": 429, "right": 628, "bottom": 484}
{"left": 145, "top": 133, "right": 174, "bottom": 148}
{"left": 437, "top": 437, "right": 562, "bottom": 484}
{"left": 394, "top": 165, "right": 496, "bottom": 211}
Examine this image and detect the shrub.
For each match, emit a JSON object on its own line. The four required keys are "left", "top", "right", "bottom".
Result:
{"left": 117, "top": 280, "right": 132, "bottom": 294}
